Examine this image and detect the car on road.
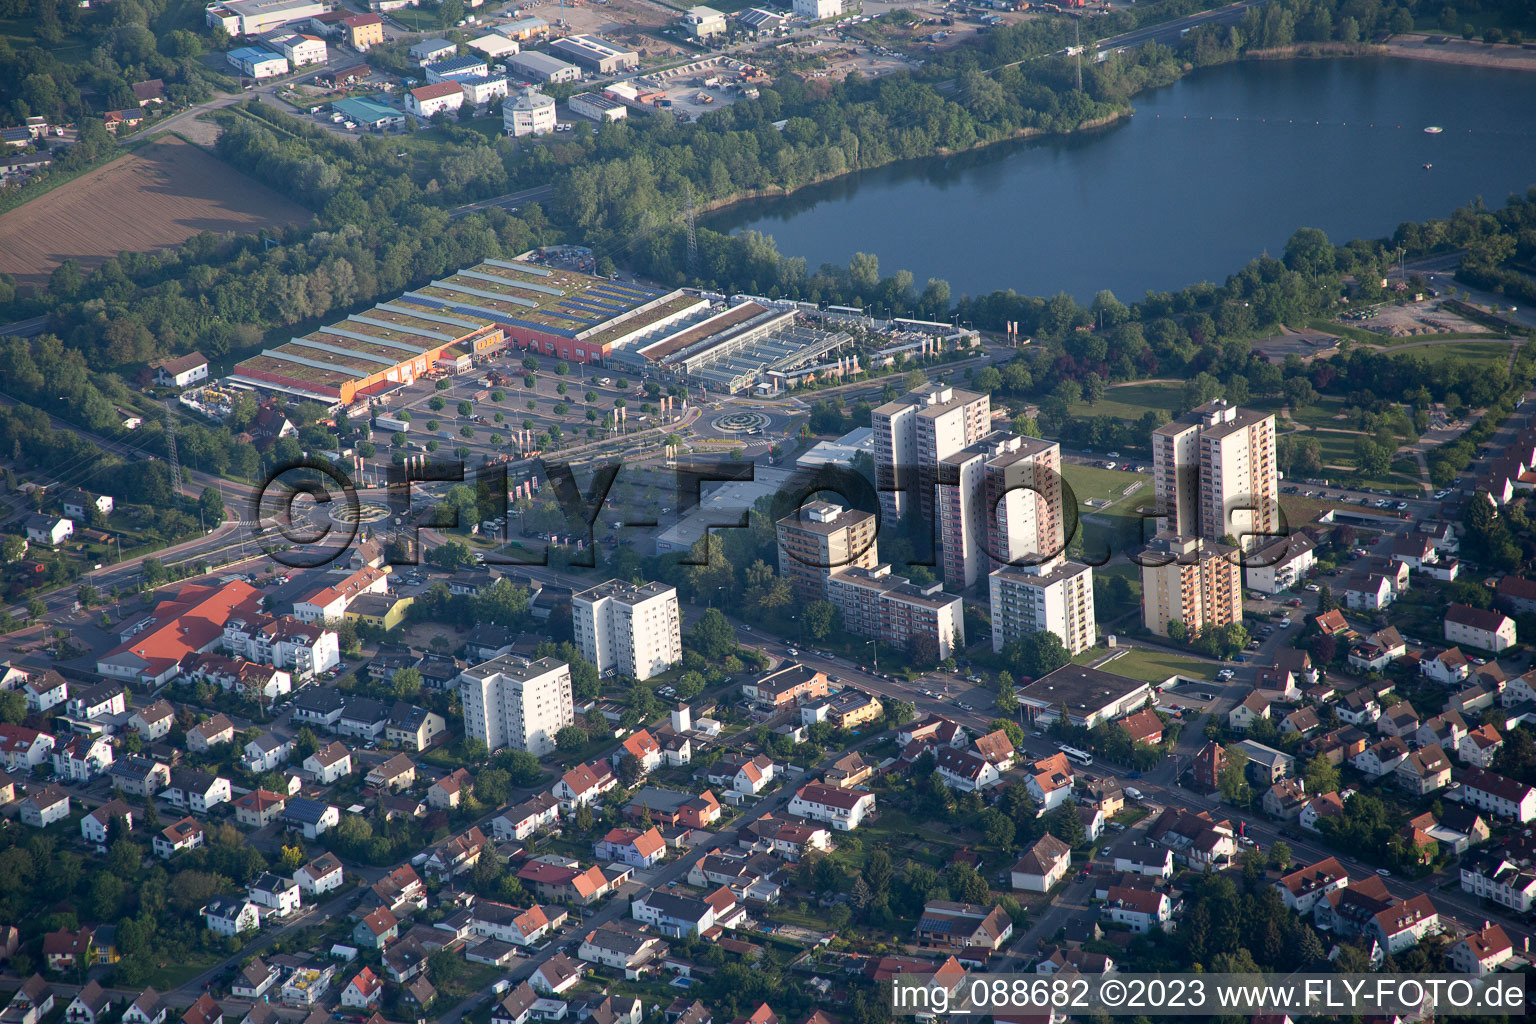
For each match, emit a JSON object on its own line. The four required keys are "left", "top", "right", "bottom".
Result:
{"left": 1304, "top": 583, "right": 1320, "bottom": 592}
{"left": 1375, "top": 868, "right": 1391, "bottom": 876}
{"left": 1126, "top": 769, "right": 1142, "bottom": 779}
{"left": 1216, "top": 668, "right": 1235, "bottom": 681}
{"left": 1280, "top": 617, "right": 1292, "bottom": 627}
{"left": 786, "top": 648, "right": 799, "bottom": 656}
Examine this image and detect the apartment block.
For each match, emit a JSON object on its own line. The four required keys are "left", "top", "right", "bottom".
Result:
{"left": 572, "top": 580, "right": 681, "bottom": 681}
{"left": 937, "top": 432, "right": 1063, "bottom": 590}
{"left": 824, "top": 564, "right": 966, "bottom": 660}
{"left": 458, "top": 656, "right": 574, "bottom": 756}
{"left": 988, "top": 557, "right": 1097, "bottom": 655}
{"left": 1152, "top": 401, "right": 1277, "bottom": 551}
{"left": 775, "top": 501, "right": 878, "bottom": 601}
{"left": 872, "top": 386, "right": 990, "bottom": 523}
{"left": 1140, "top": 532, "right": 1242, "bottom": 638}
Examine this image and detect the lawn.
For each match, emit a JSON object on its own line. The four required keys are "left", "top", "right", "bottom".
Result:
{"left": 1098, "top": 645, "right": 1218, "bottom": 683}
{"left": 1061, "top": 463, "right": 1150, "bottom": 508}
{"left": 1285, "top": 395, "right": 1353, "bottom": 432}
{"left": 142, "top": 951, "right": 222, "bottom": 989}
{"left": 1069, "top": 381, "right": 1182, "bottom": 421}
{"left": 1384, "top": 340, "right": 1516, "bottom": 368}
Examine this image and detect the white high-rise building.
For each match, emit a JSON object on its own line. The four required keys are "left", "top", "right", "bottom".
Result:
{"left": 458, "top": 656, "right": 573, "bottom": 755}
{"left": 572, "top": 580, "right": 682, "bottom": 681}
{"left": 937, "top": 432, "right": 1063, "bottom": 591}
{"left": 988, "top": 557, "right": 1097, "bottom": 656}
{"left": 872, "top": 385, "right": 991, "bottom": 524}
{"left": 1152, "top": 400, "right": 1277, "bottom": 552}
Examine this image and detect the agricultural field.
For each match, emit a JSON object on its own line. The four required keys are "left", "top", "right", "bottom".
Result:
{"left": 0, "top": 136, "right": 311, "bottom": 287}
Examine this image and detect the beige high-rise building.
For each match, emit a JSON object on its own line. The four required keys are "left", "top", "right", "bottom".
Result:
{"left": 937, "top": 432, "right": 1063, "bottom": 591}
{"left": 1140, "top": 532, "right": 1243, "bottom": 639}
{"left": 572, "top": 580, "right": 682, "bottom": 681}
{"left": 775, "top": 501, "right": 879, "bottom": 601}
{"left": 1152, "top": 400, "right": 1277, "bottom": 551}
{"left": 989, "top": 557, "right": 1097, "bottom": 655}
{"left": 872, "top": 385, "right": 991, "bottom": 524}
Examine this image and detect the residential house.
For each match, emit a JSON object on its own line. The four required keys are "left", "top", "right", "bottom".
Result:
{"left": 353, "top": 908, "right": 399, "bottom": 949}
{"left": 1119, "top": 708, "right": 1164, "bottom": 746}
{"left": 1011, "top": 833, "right": 1072, "bottom": 892}
{"left": 1460, "top": 724, "right": 1504, "bottom": 767}
{"left": 1456, "top": 766, "right": 1536, "bottom": 822}
{"left": 1103, "top": 886, "right": 1171, "bottom": 934}
{"left": 81, "top": 799, "right": 135, "bottom": 851}
{"left": 1368, "top": 894, "right": 1440, "bottom": 954}
{"left": 63, "top": 983, "right": 112, "bottom": 1024}
{"left": 165, "top": 770, "right": 232, "bottom": 814}
{"left": 428, "top": 768, "right": 474, "bottom": 810}
{"left": 555, "top": 760, "right": 619, "bottom": 813}
{"left": 154, "top": 817, "right": 204, "bottom": 859}
{"left": 43, "top": 929, "right": 92, "bottom": 971}
{"left": 1445, "top": 604, "right": 1516, "bottom": 653}
{"left": 425, "top": 827, "right": 487, "bottom": 878}
{"left": 53, "top": 735, "right": 113, "bottom": 781}
{"left": 1396, "top": 744, "right": 1452, "bottom": 796}
{"left": 304, "top": 742, "right": 352, "bottom": 785}
{"left": 294, "top": 852, "right": 345, "bottom": 895}
{"left": 249, "top": 872, "right": 303, "bottom": 918}
{"left": 1274, "top": 857, "right": 1349, "bottom": 914}
{"left": 631, "top": 889, "right": 727, "bottom": 938}
{"left": 1109, "top": 839, "right": 1175, "bottom": 878}
{"left": 490, "top": 984, "right": 540, "bottom": 1024}
{"left": 128, "top": 699, "right": 176, "bottom": 741}
{"left": 110, "top": 756, "right": 171, "bottom": 798}
{"left": 494, "top": 792, "right": 562, "bottom": 842}
{"left": 203, "top": 897, "right": 259, "bottom": 937}
{"left": 188, "top": 714, "right": 236, "bottom": 753}
{"left": 594, "top": 826, "right": 666, "bottom": 868}
{"left": 1460, "top": 849, "right": 1536, "bottom": 913}
{"left": 530, "top": 953, "right": 583, "bottom": 996}
{"left": 243, "top": 734, "right": 293, "bottom": 773}
{"left": 1350, "top": 627, "right": 1406, "bottom": 673}
{"left": 470, "top": 902, "right": 557, "bottom": 946}
{"left": 825, "top": 752, "right": 872, "bottom": 788}
{"left": 1262, "top": 779, "right": 1308, "bottom": 821}
{"left": 282, "top": 797, "right": 339, "bottom": 839}
{"left": 339, "top": 969, "right": 381, "bottom": 1010}
{"left": 231, "top": 959, "right": 280, "bottom": 1002}
{"left": 577, "top": 925, "right": 665, "bottom": 972}
{"left": 708, "top": 754, "right": 776, "bottom": 795}
{"left": 1354, "top": 738, "right": 1410, "bottom": 779}
{"left": 1447, "top": 923, "right": 1513, "bottom": 975}
{"left": 1299, "top": 791, "right": 1346, "bottom": 833}
{"left": 1026, "top": 753, "right": 1076, "bottom": 813}
{"left": 1147, "top": 808, "right": 1236, "bottom": 868}
{"left": 20, "top": 671, "right": 68, "bottom": 713}
{"left": 787, "top": 783, "right": 876, "bottom": 830}
{"left": 1228, "top": 691, "right": 1271, "bottom": 732}
{"left": 615, "top": 729, "right": 662, "bottom": 775}
{"left": 66, "top": 682, "right": 126, "bottom": 720}
{"left": 1423, "top": 647, "right": 1472, "bottom": 686}
{"left": 914, "top": 901, "right": 1014, "bottom": 951}
{"left": 387, "top": 703, "right": 446, "bottom": 751}
{"left": 19, "top": 785, "right": 69, "bottom": 827}
{"left": 934, "top": 747, "right": 1001, "bottom": 792}
{"left": 122, "top": 989, "right": 166, "bottom": 1024}
{"left": 366, "top": 753, "right": 416, "bottom": 792}
{"left": 1377, "top": 702, "right": 1421, "bottom": 739}
{"left": 233, "top": 789, "right": 287, "bottom": 829}
{"left": 1337, "top": 690, "right": 1381, "bottom": 727}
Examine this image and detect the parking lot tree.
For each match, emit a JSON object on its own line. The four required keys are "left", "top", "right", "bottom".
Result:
{"left": 676, "top": 670, "right": 706, "bottom": 701}
{"left": 492, "top": 390, "right": 505, "bottom": 402}
{"left": 426, "top": 539, "right": 474, "bottom": 571}
{"left": 586, "top": 391, "right": 598, "bottom": 404}
{"left": 357, "top": 442, "right": 376, "bottom": 458}
{"left": 616, "top": 378, "right": 629, "bottom": 389}
{"left": 556, "top": 382, "right": 568, "bottom": 396}
{"left": 458, "top": 401, "right": 473, "bottom": 416}
{"left": 430, "top": 396, "right": 446, "bottom": 412}
{"left": 436, "top": 379, "right": 451, "bottom": 391}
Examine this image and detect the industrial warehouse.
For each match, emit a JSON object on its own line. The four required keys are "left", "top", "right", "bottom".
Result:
{"left": 221, "top": 256, "right": 869, "bottom": 407}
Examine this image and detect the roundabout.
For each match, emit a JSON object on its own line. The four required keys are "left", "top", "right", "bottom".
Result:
{"left": 710, "top": 411, "right": 773, "bottom": 434}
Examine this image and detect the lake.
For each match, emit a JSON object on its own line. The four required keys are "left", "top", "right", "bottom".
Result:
{"left": 707, "top": 58, "right": 1536, "bottom": 301}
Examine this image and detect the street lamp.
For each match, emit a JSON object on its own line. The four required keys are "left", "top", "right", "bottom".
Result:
{"left": 865, "top": 638, "right": 878, "bottom": 673}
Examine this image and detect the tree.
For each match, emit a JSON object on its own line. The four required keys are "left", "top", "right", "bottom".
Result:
{"left": 1218, "top": 744, "right": 1252, "bottom": 804}
{"left": 503, "top": 750, "right": 542, "bottom": 786}
{"left": 617, "top": 752, "right": 644, "bottom": 787}
{"left": 198, "top": 487, "right": 225, "bottom": 525}
{"left": 1046, "top": 803, "right": 1088, "bottom": 849}
{"left": 475, "top": 768, "right": 511, "bottom": 807}
{"left": 1303, "top": 754, "right": 1339, "bottom": 794}
{"left": 1316, "top": 584, "right": 1336, "bottom": 613}
{"left": 390, "top": 667, "right": 422, "bottom": 700}
{"left": 1167, "top": 619, "right": 1188, "bottom": 643}
{"left": 0, "top": 691, "right": 24, "bottom": 725}
{"left": 688, "top": 608, "right": 737, "bottom": 659}
{"left": 1268, "top": 840, "right": 1293, "bottom": 871}
{"left": 1004, "top": 630, "right": 1069, "bottom": 679}
{"left": 1, "top": 535, "right": 24, "bottom": 562}
{"left": 556, "top": 725, "right": 587, "bottom": 754}
{"left": 994, "top": 672, "right": 1017, "bottom": 715}
{"left": 802, "top": 600, "right": 836, "bottom": 641}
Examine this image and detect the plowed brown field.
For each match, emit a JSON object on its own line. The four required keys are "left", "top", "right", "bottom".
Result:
{"left": 0, "top": 135, "right": 311, "bottom": 288}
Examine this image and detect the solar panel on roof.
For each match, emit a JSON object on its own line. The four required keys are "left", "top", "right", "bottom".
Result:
{"left": 564, "top": 299, "right": 625, "bottom": 314}
{"left": 500, "top": 317, "right": 575, "bottom": 338}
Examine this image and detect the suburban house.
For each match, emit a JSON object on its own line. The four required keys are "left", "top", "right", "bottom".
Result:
{"left": 1102, "top": 886, "right": 1171, "bottom": 933}
{"left": 913, "top": 901, "right": 1014, "bottom": 951}
{"left": 304, "top": 741, "right": 352, "bottom": 785}
{"left": 154, "top": 817, "right": 205, "bottom": 860}
{"left": 1456, "top": 766, "right": 1536, "bottom": 822}
{"left": 1444, "top": 603, "right": 1516, "bottom": 653}
{"left": 787, "top": 783, "right": 875, "bottom": 830}
{"left": 594, "top": 826, "right": 667, "bottom": 868}
{"left": 1010, "top": 833, "right": 1072, "bottom": 892}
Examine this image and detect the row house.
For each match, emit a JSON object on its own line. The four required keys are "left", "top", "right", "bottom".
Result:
{"left": 1456, "top": 766, "right": 1536, "bottom": 822}
{"left": 1460, "top": 849, "right": 1536, "bottom": 913}
{"left": 223, "top": 614, "right": 340, "bottom": 680}
{"left": 517, "top": 861, "right": 626, "bottom": 905}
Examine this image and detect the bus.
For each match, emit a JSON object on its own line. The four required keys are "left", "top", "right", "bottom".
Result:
{"left": 1058, "top": 744, "right": 1093, "bottom": 767}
